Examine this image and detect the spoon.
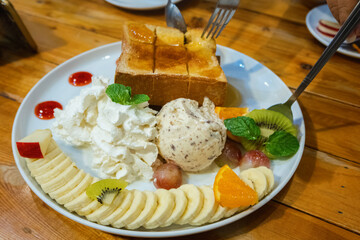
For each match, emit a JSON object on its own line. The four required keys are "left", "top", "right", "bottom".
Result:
{"left": 268, "top": 1, "right": 360, "bottom": 122}
{"left": 165, "top": 0, "right": 187, "bottom": 33}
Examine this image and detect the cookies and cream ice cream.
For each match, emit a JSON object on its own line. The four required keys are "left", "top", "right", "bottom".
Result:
{"left": 156, "top": 98, "right": 226, "bottom": 172}
{"left": 51, "top": 76, "right": 158, "bottom": 182}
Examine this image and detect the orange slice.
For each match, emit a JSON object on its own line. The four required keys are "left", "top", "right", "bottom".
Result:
{"left": 215, "top": 107, "right": 249, "bottom": 144}
{"left": 226, "top": 132, "right": 242, "bottom": 144}
{"left": 215, "top": 107, "right": 249, "bottom": 120}
{"left": 213, "top": 165, "right": 258, "bottom": 208}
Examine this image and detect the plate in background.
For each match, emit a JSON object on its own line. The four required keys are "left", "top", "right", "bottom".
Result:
{"left": 306, "top": 4, "right": 360, "bottom": 59}
{"left": 105, "top": 0, "right": 182, "bottom": 10}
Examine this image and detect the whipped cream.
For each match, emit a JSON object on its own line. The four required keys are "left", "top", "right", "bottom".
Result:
{"left": 51, "top": 76, "right": 158, "bottom": 182}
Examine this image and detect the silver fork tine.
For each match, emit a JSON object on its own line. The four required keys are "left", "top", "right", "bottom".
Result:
{"left": 206, "top": 8, "right": 226, "bottom": 39}
{"left": 211, "top": 9, "right": 231, "bottom": 39}
{"left": 202, "top": 0, "right": 240, "bottom": 39}
{"left": 201, "top": 8, "right": 220, "bottom": 38}
{"left": 214, "top": 9, "right": 236, "bottom": 38}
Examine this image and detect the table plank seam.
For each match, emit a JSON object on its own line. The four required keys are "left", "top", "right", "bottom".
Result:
{"left": 18, "top": 10, "right": 120, "bottom": 41}
{"left": 0, "top": 92, "right": 24, "bottom": 104}
{"left": 238, "top": 6, "right": 305, "bottom": 26}
{"left": 304, "top": 145, "right": 360, "bottom": 166}
{"left": 272, "top": 199, "right": 360, "bottom": 235}
{"left": 288, "top": 87, "right": 360, "bottom": 110}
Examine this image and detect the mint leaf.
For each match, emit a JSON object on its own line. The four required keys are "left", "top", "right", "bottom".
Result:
{"left": 106, "top": 84, "right": 149, "bottom": 105}
{"left": 265, "top": 130, "right": 299, "bottom": 157}
{"left": 106, "top": 84, "right": 131, "bottom": 104}
{"left": 125, "top": 86, "right": 132, "bottom": 96}
{"left": 224, "top": 116, "right": 260, "bottom": 140}
{"left": 129, "top": 94, "right": 150, "bottom": 105}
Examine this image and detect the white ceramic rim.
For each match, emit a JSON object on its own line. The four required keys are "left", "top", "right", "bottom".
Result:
{"left": 105, "top": 0, "right": 182, "bottom": 10}
{"left": 11, "top": 42, "right": 305, "bottom": 238}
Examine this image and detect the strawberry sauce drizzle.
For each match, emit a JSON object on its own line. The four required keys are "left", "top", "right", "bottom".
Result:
{"left": 68, "top": 71, "right": 92, "bottom": 86}
{"left": 34, "top": 101, "right": 63, "bottom": 120}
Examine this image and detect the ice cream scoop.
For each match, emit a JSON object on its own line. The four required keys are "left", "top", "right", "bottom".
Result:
{"left": 156, "top": 98, "right": 226, "bottom": 172}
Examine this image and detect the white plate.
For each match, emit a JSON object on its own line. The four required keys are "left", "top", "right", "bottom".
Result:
{"left": 12, "top": 42, "right": 305, "bottom": 238}
{"left": 105, "top": 0, "right": 182, "bottom": 10}
{"left": 305, "top": 4, "right": 360, "bottom": 59}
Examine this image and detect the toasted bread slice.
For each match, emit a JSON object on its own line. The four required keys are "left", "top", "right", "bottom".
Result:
{"left": 185, "top": 29, "right": 216, "bottom": 53}
{"left": 156, "top": 26, "right": 185, "bottom": 46}
{"left": 188, "top": 70, "right": 227, "bottom": 106}
{"left": 119, "top": 41, "right": 154, "bottom": 74}
{"left": 153, "top": 46, "right": 189, "bottom": 105}
{"left": 155, "top": 46, "right": 187, "bottom": 75}
{"left": 186, "top": 29, "right": 227, "bottom": 106}
{"left": 116, "top": 23, "right": 227, "bottom": 106}
{"left": 187, "top": 48, "right": 220, "bottom": 76}
{"left": 115, "top": 69, "right": 155, "bottom": 101}
{"left": 116, "top": 41, "right": 155, "bottom": 100}
{"left": 124, "top": 22, "right": 156, "bottom": 44}
{"left": 152, "top": 75, "right": 189, "bottom": 106}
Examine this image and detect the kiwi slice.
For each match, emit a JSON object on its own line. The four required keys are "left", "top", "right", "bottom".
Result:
{"left": 239, "top": 109, "right": 297, "bottom": 158}
{"left": 86, "top": 179, "right": 128, "bottom": 204}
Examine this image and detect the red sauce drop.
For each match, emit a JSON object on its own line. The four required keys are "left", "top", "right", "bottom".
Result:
{"left": 34, "top": 101, "right": 63, "bottom": 120}
{"left": 68, "top": 71, "right": 92, "bottom": 86}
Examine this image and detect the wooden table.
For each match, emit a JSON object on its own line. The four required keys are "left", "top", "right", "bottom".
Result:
{"left": 1, "top": 0, "right": 360, "bottom": 239}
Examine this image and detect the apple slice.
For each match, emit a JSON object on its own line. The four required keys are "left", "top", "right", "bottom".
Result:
{"left": 316, "top": 24, "right": 338, "bottom": 38}
{"left": 16, "top": 129, "right": 52, "bottom": 158}
{"left": 319, "top": 19, "right": 340, "bottom": 31}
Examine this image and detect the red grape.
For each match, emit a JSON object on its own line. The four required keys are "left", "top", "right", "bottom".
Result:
{"left": 222, "top": 139, "right": 242, "bottom": 164}
{"left": 151, "top": 156, "right": 165, "bottom": 171}
{"left": 153, "top": 163, "right": 182, "bottom": 190}
{"left": 239, "top": 150, "right": 270, "bottom": 170}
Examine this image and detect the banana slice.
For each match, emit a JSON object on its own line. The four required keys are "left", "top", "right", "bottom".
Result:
{"left": 26, "top": 140, "right": 60, "bottom": 170}
{"left": 76, "top": 199, "right": 102, "bottom": 216}
{"left": 35, "top": 156, "right": 72, "bottom": 185}
{"left": 57, "top": 174, "right": 94, "bottom": 205}
{"left": 240, "top": 168, "right": 267, "bottom": 200}
{"left": 256, "top": 167, "right": 274, "bottom": 195}
{"left": 126, "top": 191, "right": 158, "bottom": 230}
{"left": 100, "top": 189, "right": 133, "bottom": 226}
{"left": 237, "top": 205, "right": 250, "bottom": 213}
{"left": 224, "top": 207, "right": 240, "bottom": 218}
{"left": 27, "top": 147, "right": 62, "bottom": 172}
{"left": 208, "top": 202, "right": 227, "bottom": 223}
{"left": 176, "top": 184, "right": 204, "bottom": 225}
{"left": 31, "top": 152, "right": 68, "bottom": 177}
{"left": 86, "top": 191, "right": 124, "bottom": 222}
{"left": 65, "top": 191, "right": 94, "bottom": 212}
{"left": 161, "top": 188, "right": 187, "bottom": 227}
{"left": 44, "top": 139, "right": 58, "bottom": 153}
{"left": 41, "top": 161, "right": 79, "bottom": 193}
{"left": 143, "top": 189, "right": 175, "bottom": 229}
{"left": 49, "top": 170, "right": 86, "bottom": 200}
{"left": 112, "top": 190, "right": 146, "bottom": 228}
{"left": 72, "top": 177, "right": 102, "bottom": 216}
{"left": 239, "top": 175, "right": 254, "bottom": 190}
{"left": 62, "top": 177, "right": 98, "bottom": 210}
{"left": 189, "top": 186, "right": 216, "bottom": 225}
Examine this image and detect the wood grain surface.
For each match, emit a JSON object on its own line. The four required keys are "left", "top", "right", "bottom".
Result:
{"left": 1, "top": 0, "right": 359, "bottom": 239}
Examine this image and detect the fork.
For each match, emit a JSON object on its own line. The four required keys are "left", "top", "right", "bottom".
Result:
{"left": 201, "top": 0, "right": 240, "bottom": 39}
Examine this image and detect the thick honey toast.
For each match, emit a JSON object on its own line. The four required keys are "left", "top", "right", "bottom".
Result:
{"left": 115, "top": 23, "right": 227, "bottom": 106}
{"left": 155, "top": 26, "right": 185, "bottom": 46}
{"left": 123, "top": 22, "right": 156, "bottom": 44}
